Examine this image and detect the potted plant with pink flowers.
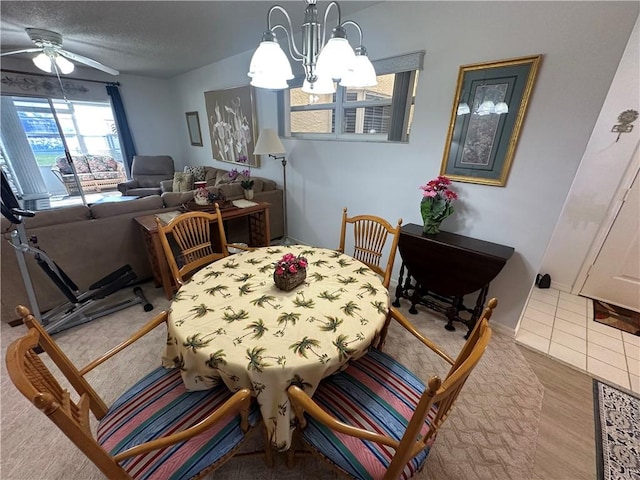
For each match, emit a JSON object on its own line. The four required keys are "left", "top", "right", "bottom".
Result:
{"left": 419, "top": 175, "right": 458, "bottom": 234}
{"left": 273, "top": 253, "right": 308, "bottom": 291}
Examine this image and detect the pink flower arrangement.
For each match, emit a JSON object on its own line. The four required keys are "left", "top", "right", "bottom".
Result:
{"left": 419, "top": 175, "right": 458, "bottom": 201}
{"left": 274, "top": 253, "right": 308, "bottom": 277}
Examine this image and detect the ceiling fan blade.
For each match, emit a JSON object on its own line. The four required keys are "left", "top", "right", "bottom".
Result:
{"left": 58, "top": 49, "right": 119, "bottom": 75}
{"left": 0, "top": 48, "right": 42, "bottom": 57}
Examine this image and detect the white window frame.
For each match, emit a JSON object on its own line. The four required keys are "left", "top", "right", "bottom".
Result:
{"left": 280, "top": 51, "right": 425, "bottom": 143}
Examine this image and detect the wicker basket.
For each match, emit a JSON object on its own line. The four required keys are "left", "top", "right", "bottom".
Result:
{"left": 273, "top": 269, "right": 307, "bottom": 291}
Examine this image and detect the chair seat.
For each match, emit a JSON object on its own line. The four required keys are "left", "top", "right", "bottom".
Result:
{"left": 299, "top": 348, "right": 437, "bottom": 480}
{"left": 97, "top": 367, "right": 259, "bottom": 480}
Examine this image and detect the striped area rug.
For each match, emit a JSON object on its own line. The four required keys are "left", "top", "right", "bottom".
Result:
{"left": 593, "top": 380, "right": 640, "bottom": 480}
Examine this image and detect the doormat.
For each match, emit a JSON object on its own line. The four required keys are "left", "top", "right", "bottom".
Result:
{"left": 593, "top": 300, "right": 640, "bottom": 336}
{"left": 593, "top": 380, "right": 640, "bottom": 480}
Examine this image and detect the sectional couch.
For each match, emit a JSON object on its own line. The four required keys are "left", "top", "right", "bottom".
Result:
{"left": 1, "top": 173, "right": 284, "bottom": 323}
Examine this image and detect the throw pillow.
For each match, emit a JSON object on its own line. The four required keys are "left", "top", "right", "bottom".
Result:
{"left": 172, "top": 172, "right": 194, "bottom": 192}
{"left": 184, "top": 165, "right": 206, "bottom": 182}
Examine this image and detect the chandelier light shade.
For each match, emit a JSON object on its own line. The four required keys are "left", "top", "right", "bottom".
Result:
{"left": 248, "top": 0, "right": 377, "bottom": 91}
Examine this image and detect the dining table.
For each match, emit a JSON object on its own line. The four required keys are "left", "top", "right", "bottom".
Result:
{"left": 162, "top": 245, "right": 389, "bottom": 451}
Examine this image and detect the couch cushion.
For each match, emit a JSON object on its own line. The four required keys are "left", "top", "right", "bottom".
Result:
{"left": 261, "top": 178, "right": 277, "bottom": 191}
{"left": 217, "top": 182, "right": 244, "bottom": 198}
{"left": 22, "top": 205, "right": 91, "bottom": 229}
{"left": 90, "top": 195, "right": 164, "bottom": 219}
{"left": 162, "top": 191, "right": 196, "bottom": 208}
{"left": 172, "top": 172, "right": 194, "bottom": 192}
{"left": 125, "top": 187, "right": 162, "bottom": 197}
{"left": 205, "top": 167, "right": 222, "bottom": 187}
{"left": 184, "top": 166, "right": 206, "bottom": 182}
{"left": 87, "top": 155, "right": 119, "bottom": 173}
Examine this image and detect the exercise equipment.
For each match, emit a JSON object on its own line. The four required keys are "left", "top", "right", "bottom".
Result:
{"left": 1, "top": 171, "right": 153, "bottom": 334}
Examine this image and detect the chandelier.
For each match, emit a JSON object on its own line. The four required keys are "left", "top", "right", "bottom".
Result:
{"left": 247, "top": 0, "right": 377, "bottom": 94}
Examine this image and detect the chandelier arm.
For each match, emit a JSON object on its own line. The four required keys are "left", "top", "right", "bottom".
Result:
{"left": 321, "top": 2, "right": 343, "bottom": 46}
{"left": 268, "top": 5, "right": 303, "bottom": 58}
{"left": 340, "top": 20, "right": 363, "bottom": 46}
{"left": 271, "top": 25, "right": 303, "bottom": 61}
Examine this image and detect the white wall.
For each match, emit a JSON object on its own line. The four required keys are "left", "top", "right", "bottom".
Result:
{"left": 166, "top": 1, "right": 639, "bottom": 332}
{"left": 539, "top": 17, "right": 640, "bottom": 292}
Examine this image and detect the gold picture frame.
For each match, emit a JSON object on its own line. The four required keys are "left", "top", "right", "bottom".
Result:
{"left": 440, "top": 55, "right": 542, "bottom": 186}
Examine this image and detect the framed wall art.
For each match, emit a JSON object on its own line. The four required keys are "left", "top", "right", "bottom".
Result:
{"left": 440, "top": 55, "right": 542, "bottom": 186}
{"left": 204, "top": 85, "right": 259, "bottom": 167}
{"left": 185, "top": 111, "right": 203, "bottom": 146}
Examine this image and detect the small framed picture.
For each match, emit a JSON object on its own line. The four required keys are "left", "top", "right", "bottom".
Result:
{"left": 185, "top": 111, "right": 203, "bottom": 147}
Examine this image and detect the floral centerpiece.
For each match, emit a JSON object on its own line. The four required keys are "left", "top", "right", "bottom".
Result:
{"left": 273, "top": 253, "right": 308, "bottom": 291}
{"left": 419, "top": 175, "right": 458, "bottom": 234}
{"left": 230, "top": 155, "right": 255, "bottom": 199}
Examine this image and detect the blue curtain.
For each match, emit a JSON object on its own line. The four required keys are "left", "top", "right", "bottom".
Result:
{"left": 106, "top": 85, "right": 137, "bottom": 177}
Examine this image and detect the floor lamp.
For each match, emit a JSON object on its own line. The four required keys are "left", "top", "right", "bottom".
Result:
{"left": 254, "top": 128, "right": 290, "bottom": 244}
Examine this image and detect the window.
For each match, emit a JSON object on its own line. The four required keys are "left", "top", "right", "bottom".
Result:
{"left": 281, "top": 51, "right": 424, "bottom": 143}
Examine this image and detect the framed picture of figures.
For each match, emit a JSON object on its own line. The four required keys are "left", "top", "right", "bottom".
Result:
{"left": 204, "top": 85, "right": 259, "bottom": 167}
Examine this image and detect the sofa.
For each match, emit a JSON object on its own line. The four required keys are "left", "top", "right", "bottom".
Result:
{"left": 1, "top": 170, "right": 284, "bottom": 323}
{"left": 117, "top": 155, "right": 175, "bottom": 197}
{"left": 159, "top": 165, "right": 284, "bottom": 237}
{"left": 52, "top": 154, "right": 126, "bottom": 195}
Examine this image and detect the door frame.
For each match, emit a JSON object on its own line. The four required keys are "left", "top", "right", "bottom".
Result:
{"left": 573, "top": 141, "right": 640, "bottom": 294}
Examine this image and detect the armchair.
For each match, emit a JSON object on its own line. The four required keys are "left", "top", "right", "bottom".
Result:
{"left": 117, "top": 155, "right": 175, "bottom": 197}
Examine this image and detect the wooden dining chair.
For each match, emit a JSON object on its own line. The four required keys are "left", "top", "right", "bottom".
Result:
{"left": 287, "top": 298, "right": 497, "bottom": 480}
{"left": 6, "top": 305, "right": 260, "bottom": 480}
{"left": 156, "top": 205, "right": 230, "bottom": 287}
{"left": 337, "top": 207, "right": 402, "bottom": 289}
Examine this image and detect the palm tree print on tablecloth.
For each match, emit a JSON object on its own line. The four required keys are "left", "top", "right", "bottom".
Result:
{"left": 204, "top": 284, "right": 230, "bottom": 297}
{"left": 222, "top": 307, "right": 249, "bottom": 323}
{"left": 310, "top": 272, "right": 328, "bottom": 282}
{"left": 353, "top": 266, "right": 370, "bottom": 276}
{"left": 307, "top": 315, "right": 343, "bottom": 332}
{"left": 318, "top": 288, "right": 345, "bottom": 301}
{"left": 171, "top": 353, "right": 185, "bottom": 370}
{"left": 290, "top": 336, "right": 328, "bottom": 363}
{"left": 206, "top": 349, "right": 238, "bottom": 381}
{"left": 246, "top": 346, "right": 271, "bottom": 372}
{"left": 232, "top": 273, "right": 255, "bottom": 282}
{"left": 371, "top": 300, "right": 388, "bottom": 314}
{"left": 222, "top": 259, "right": 239, "bottom": 269}
{"left": 274, "top": 311, "right": 300, "bottom": 336}
{"left": 233, "top": 319, "right": 268, "bottom": 345}
{"left": 336, "top": 274, "right": 358, "bottom": 285}
{"left": 182, "top": 329, "right": 225, "bottom": 352}
{"left": 341, "top": 300, "right": 369, "bottom": 325}
{"left": 244, "top": 257, "right": 264, "bottom": 265}
{"left": 238, "top": 283, "right": 256, "bottom": 296}
{"left": 336, "top": 258, "right": 352, "bottom": 268}
{"left": 292, "top": 292, "right": 315, "bottom": 308}
{"left": 203, "top": 269, "right": 224, "bottom": 279}
{"left": 174, "top": 303, "right": 215, "bottom": 326}
{"left": 250, "top": 294, "right": 280, "bottom": 309}
{"left": 311, "top": 259, "right": 329, "bottom": 268}
{"left": 333, "top": 333, "right": 363, "bottom": 361}
{"left": 173, "top": 291, "right": 199, "bottom": 302}
{"left": 259, "top": 263, "right": 274, "bottom": 274}
{"left": 357, "top": 282, "right": 379, "bottom": 299}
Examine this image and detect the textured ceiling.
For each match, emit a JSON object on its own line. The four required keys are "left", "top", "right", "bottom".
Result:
{"left": 0, "top": 1, "right": 380, "bottom": 79}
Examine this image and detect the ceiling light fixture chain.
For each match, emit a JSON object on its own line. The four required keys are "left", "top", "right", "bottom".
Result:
{"left": 248, "top": 0, "right": 376, "bottom": 93}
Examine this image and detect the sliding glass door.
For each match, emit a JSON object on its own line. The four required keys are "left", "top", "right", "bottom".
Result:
{"left": 0, "top": 94, "right": 124, "bottom": 210}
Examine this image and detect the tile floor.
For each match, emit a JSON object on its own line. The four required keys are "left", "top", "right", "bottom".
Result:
{"left": 515, "top": 287, "right": 640, "bottom": 393}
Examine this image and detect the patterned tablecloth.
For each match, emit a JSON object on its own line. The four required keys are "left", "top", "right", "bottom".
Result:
{"left": 162, "top": 245, "right": 389, "bottom": 451}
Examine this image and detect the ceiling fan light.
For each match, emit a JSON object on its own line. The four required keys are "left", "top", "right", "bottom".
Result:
{"left": 55, "top": 54, "right": 74, "bottom": 74}
{"left": 32, "top": 52, "right": 52, "bottom": 73}
{"left": 316, "top": 35, "right": 356, "bottom": 80}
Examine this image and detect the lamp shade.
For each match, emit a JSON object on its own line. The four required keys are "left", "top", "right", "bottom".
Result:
{"left": 339, "top": 53, "right": 377, "bottom": 88}
{"left": 254, "top": 128, "right": 286, "bottom": 155}
{"left": 248, "top": 40, "right": 294, "bottom": 80}
{"left": 316, "top": 37, "right": 356, "bottom": 80}
{"left": 302, "top": 75, "right": 336, "bottom": 94}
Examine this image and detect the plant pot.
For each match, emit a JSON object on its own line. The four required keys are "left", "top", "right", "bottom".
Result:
{"left": 244, "top": 189, "right": 254, "bottom": 200}
{"left": 273, "top": 269, "right": 306, "bottom": 291}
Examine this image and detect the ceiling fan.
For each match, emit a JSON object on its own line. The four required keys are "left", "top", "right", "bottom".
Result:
{"left": 1, "top": 28, "right": 119, "bottom": 76}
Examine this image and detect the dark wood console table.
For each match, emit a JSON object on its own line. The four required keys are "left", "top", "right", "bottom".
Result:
{"left": 392, "top": 223, "right": 514, "bottom": 337}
